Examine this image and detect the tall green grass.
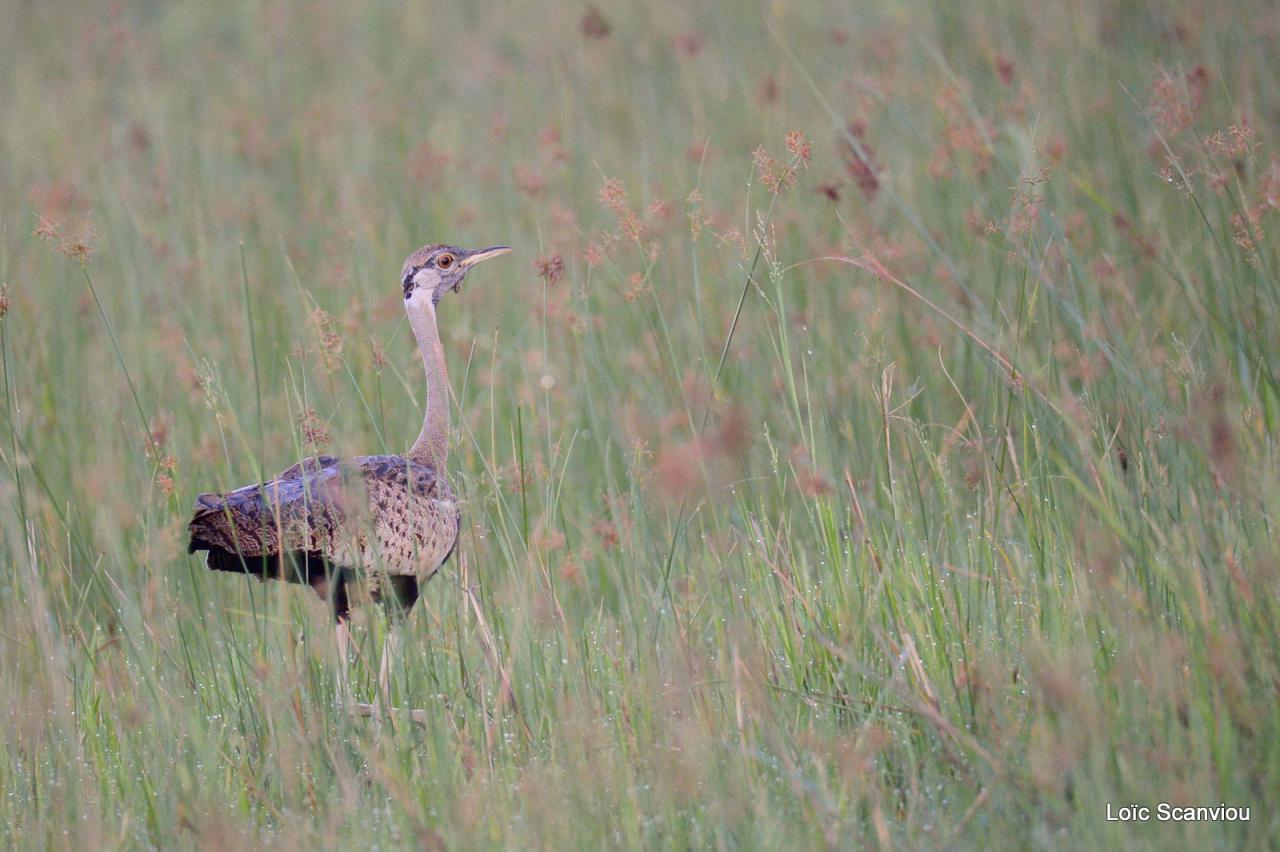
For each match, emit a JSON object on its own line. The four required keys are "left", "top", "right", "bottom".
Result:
{"left": 1, "top": 0, "right": 1277, "bottom": 847}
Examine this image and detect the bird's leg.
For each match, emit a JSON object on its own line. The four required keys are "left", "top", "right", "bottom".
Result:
{"left": 335, "top": 618, "right": 354, "bottom": 711}
{"left": 374, "top": 624, "right": 401, "bottom": 721}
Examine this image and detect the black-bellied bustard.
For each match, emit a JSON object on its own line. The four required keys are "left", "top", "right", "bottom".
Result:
{"left": 187, "top": 243, "right": 510, "bottom": 718}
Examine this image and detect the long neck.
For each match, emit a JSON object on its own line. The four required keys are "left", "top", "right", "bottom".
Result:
{"left": 407, "top": 297, "right": 450, "bottom": 469}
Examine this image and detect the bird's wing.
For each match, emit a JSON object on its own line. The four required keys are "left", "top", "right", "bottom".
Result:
{"left": 187, "top": 455, "right": 355, "bottom": 560}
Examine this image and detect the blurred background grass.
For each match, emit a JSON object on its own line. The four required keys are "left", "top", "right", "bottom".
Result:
{"left": 1, "top": 0, "right": 1278, "bottom": 847}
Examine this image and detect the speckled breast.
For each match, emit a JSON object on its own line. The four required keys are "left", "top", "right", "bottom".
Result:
{"left": 328, "top": 455, "right": 461, "bottom": 579}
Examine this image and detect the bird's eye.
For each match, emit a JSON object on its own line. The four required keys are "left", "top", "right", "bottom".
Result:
{"left": 437, "top": 254, "right": 455, "bottom": 269}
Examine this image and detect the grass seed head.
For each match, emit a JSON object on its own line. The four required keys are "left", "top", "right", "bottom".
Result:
{"left": 581, "top": 7, "right": 610, "bottom": 39}
{"left": 534, "top": 253, "right": 565, "bottom": 286}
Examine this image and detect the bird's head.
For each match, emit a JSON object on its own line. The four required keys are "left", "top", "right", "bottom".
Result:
{"left": 401, "top": 243, "right": 511, "bottom": 307}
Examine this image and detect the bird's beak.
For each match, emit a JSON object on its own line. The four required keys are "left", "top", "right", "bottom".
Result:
{"left": 459, "top": 246, "right": 512, "bottom": 269}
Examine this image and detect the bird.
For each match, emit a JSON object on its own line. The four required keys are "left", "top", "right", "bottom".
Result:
{"left": 187, "top": 243, "right": 511, "bottom": 715}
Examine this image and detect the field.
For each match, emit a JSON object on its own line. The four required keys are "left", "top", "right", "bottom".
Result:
{"left": 2, "top": 0, "right": 1278, "bottom": 847}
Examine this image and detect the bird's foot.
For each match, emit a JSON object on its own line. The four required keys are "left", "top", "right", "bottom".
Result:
{"left": 348, "top": 702, "right": 428, "bottom": 726}
{"left": 351, "top": 701, "right": 382, "bottom": 720}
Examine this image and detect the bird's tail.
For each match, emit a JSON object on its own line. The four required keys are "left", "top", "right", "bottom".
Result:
{"left": 187, "top": 492, "right": 228, "bottom": 554}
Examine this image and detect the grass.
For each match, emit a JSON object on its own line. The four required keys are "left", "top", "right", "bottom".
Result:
{"left": 1, "top": 0, "right": 1278, "bottom": 847}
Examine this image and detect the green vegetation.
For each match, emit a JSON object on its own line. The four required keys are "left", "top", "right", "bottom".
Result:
{"left": 2, "top": 1, "right": 1277, "bottom": 847}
